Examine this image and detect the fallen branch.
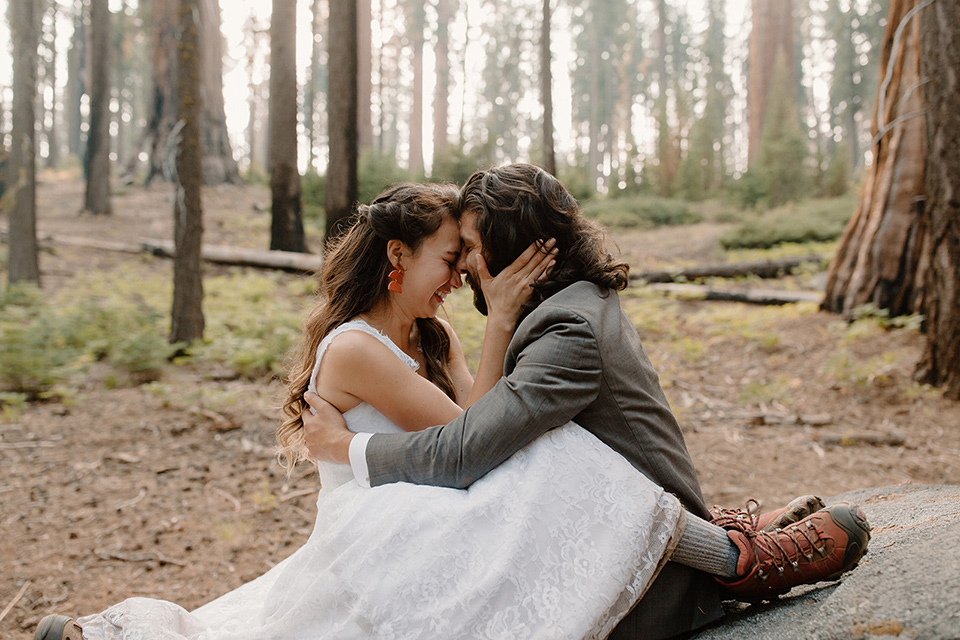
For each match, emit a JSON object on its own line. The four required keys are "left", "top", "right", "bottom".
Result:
{"left": 631, "top": 256, "right": 824, "bottom": 283}
{"left": 0, "top": 230, "right": 324, "bottom": 274}
{"left": 815, "top": 432, "right": 907, "bottom": 447}
{"left": 0, "top": 581, "right": 30, "bottom": 624}
{"left": 95, "top": 550, "right": 187, "bottom": 567}
{"left": 648, "top": 283, "right": 823, "bottom": 306}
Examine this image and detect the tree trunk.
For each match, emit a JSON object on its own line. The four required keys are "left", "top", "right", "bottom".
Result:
{"left": 357, "top": 0, "right": 373, "bottom": 151}
{"left": 540, "top": 0, "right": 555, "bottom": 177}
{"left": 917, "top": 0, "right": 960, "bottom": 399}
{"left": 433, "top": 0, "right": 451, "bottom": 163}
{"left": 408, "top": 3, "right": 425, "bottom": 175}
{"left": 748, "top": 0, "right": 796, "bottom": 165}
{"left": 6, "top": 0, "right": 41, "bottom": 285}
{"left": 655, "top": 0, "right": 674, "bottom": 196}
{"left": 306, "top": 0, "right": 322, "bottom": 172}
{"left": 84, "top": 0, "right": 112, "bottom": 215}
{"left": 822, "top": 0, "right": 927, "bottom": 317}
{"left": 326, "top": 0, "right": 358, "bottom": 240}
{"left": 198, "top": 0, "right": 240, "bottom": 185}
{"left": 145, "top": 0, "right": 239, "bottom": 186}
{"left": 269, "top": 0, "right": 306, "bottom": 252}
{"left": 45, "top": 2, "right": 61, "bottom": 169}
{"left": 66, "top": 0, "right": 85, "bottom": 160}
{"left": 170, "top": 0, "right": 205, "bottom": 343}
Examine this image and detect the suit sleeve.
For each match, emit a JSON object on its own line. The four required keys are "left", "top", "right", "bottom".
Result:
{"left": 365, "top": 306, "right": 602, "bottom": 488}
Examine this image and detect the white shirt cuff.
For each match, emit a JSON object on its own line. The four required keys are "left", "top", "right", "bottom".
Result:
{"left": 348, "top": 432, "right": 374, "bottom": 488}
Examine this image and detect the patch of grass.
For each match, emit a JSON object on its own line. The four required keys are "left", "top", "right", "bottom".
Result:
{"left": 823, "top": 351, "right": 901, "bottom": 389}
{"left": 196, "top": 272, "right": 311, "bottom": 379}
{"left": 720, "top": 194, "right": 857, "bottom": 250}
{"left": 688, "top": 302, "right": 818, "bottom": 350}
{"left": 724, "top": 240, "right": 838, "bottom": 265}
{"left": 0, "top": 391, "right": 28, "bottom": 422}
{"left": 738, "top": 375, "right": 796, "bottom": 405}
{"left": 582, "top": 195, "right": 703, "bottom": 229}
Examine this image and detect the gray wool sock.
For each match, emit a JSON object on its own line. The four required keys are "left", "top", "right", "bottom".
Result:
{"left": 671, "top": 512, "right": 740, "bottom": 578}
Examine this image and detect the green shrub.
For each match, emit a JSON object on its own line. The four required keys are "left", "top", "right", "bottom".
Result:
{"left": 301, "top": 171, "right": 326, "bottom": 222}
{"left": 720, "top": 194, "right": 856, "bottom": 250}
{"left": 358, "top": 149, "right": 418, "bottom": 204}
{"left": 581, "top": 195, "right": 703, "bottom": 229}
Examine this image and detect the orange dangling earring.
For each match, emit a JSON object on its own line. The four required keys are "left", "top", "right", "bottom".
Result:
{"left": 387, "top": 261, "right": 404, "bottom": 293}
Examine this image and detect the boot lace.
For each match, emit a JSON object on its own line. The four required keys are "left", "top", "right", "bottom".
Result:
{"left": 749, "top": 521, "right": 827, "bottom": 580}
{"left": 709, "top": 498, "right": 761, "bottom": 530}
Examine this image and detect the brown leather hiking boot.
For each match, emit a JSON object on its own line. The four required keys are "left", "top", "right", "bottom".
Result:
{"left": 717, "top": 501, "right": 871, "bottom": 600}
{"left": 710, "top": 494, "right": 825, "bottom": 533}
{"left": 33, "top": 615, "right": 82, "bottom": 640}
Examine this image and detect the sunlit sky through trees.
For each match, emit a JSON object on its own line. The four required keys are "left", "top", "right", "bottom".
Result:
{"left": 1, "top": 1, "right": 867, "bottom": 178}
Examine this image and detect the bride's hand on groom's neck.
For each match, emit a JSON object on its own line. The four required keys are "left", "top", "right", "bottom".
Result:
{"left": 303, "top": 391, "right": 353, "bottom": 464}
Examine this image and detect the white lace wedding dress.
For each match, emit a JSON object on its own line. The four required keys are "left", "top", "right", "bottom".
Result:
{"left": 78, "top": 320, "right": 684, "bottom": 640}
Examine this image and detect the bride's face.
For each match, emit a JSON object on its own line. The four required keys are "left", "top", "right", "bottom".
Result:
{"left": 398, "top": 217, "right": 463, "bottom": 317}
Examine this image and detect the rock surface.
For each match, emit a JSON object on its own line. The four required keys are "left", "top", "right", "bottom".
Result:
{"left": 692, "top": 485, "right": 960, "bottom": 640}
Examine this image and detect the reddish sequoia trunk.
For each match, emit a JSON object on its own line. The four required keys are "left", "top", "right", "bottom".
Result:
{"left": 822, "top": 0, "right": 928, "bottom": 318}
{"left": 748, "top": 0, "right": 796, "bottom": 165}
{"left": 917, "top": 0, "right": 960, "bottom": 399}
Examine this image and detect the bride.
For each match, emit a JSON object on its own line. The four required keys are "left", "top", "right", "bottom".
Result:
{"left": 39, "top": 182, "right": 685, "bottom": 640}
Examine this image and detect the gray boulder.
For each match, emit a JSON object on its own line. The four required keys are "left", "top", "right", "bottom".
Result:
{"left": 691, "top": 485, "right": 960, "bottom": 640}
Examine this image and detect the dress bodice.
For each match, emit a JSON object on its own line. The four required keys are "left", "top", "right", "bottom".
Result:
{"left": 307, "top": 319, "right": 418, "bottom": 490}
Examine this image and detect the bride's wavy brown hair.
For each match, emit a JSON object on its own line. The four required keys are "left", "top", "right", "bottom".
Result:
{"left": 277, "top": 182, "right": 461, "bottom": 470}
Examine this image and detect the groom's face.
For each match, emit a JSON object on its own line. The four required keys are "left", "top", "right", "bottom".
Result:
{"left": 457, "top": 210, "right": 489, "bottom": 315}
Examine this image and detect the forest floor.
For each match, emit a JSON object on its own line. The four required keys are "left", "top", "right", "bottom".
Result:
{"left": 2, "top": 173, "right": 959, "bottom": 638}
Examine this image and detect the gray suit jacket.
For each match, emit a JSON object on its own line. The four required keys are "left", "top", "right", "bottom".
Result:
{"left": 366, "top": 281, "right": 724, "bottom": 639}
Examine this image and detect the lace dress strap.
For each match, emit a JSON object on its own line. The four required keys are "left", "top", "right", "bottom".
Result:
{"left": 307, "top": 319, "right": 419, "bottom": 395}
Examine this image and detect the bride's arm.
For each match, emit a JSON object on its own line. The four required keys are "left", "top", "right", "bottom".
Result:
{"left": 315, "top": 330, "right": 463, "bottom": 432}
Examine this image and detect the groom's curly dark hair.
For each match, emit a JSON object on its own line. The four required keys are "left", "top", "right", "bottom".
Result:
{"left": 460, "top": 163, "right": 629, "bottom": 316}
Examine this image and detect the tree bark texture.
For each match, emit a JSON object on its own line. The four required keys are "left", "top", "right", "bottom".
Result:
{"left": 84, "top": 0, "right": 113, "bottom": 215}
{"left": 170, "top": 0, "right": 205, "bottom": 343}
{"left": 540, "top": 0, "right": 555, "bottom": 177}
{"left": 269, "top": 0, "right": 306, "bottom": 253}
{"left": 357, "top": 0, "right": 373, "bottom": 151}
{"left": 145, "top": 0, "right": 239, "bottom": 185}
{"left": 197, "top": 0, "right": 240, "bottom": 184}
{"left": 325, "top": 0, "right": 358, "bottom": 241}
{"left": 748, "top": 0, "right": 796, "bottom": 164}
{"left": 6, "top": 0, "right": 41, "bottom": 285}
{"left": 822, "top": 0, "right": 928, "bottom": 318}
{"left": 917, "top": 0, "right": 960, "bottom": 399}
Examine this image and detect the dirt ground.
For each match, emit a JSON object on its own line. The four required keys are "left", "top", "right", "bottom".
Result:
{"left": 2, "top": 175, "right": 958, "bottom": 638}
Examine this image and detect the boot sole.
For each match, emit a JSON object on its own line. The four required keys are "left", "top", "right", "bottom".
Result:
{"left": 821, "top": 501, "right": 871, "bottom": 581}
{"left": 762, "top": 494, "right": 826, "bottom": 532}
{"left": 34, "top": 615, "right": 83, "bottom": 640}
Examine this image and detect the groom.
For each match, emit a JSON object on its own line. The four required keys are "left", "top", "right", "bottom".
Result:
{"left": 303, "top": 164, "right": 866, "bottom": 639}
{"left": 304, "top": 163, "right": 725, "bottom": 638}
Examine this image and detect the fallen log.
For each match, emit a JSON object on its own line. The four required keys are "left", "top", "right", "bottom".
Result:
{"left": 814, "top": 432, "right": 907, "bottom": 447}
{"left": 648, "top": 283, "right": 823, "bottom": 306}
{"left": 2, "top": 231, "right": 325, "bottom": 273}
{"left": 631, "top": 255, "right": 824, "bottom": 283}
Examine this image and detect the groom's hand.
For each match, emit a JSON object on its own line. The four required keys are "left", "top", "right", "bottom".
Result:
{"left": 302, "top": 391, "right": 354, "bottom": 464}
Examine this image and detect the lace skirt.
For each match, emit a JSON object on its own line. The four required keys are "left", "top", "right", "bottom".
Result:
{"left": 78, "top": 423, "right": 683, "bottom": 640}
